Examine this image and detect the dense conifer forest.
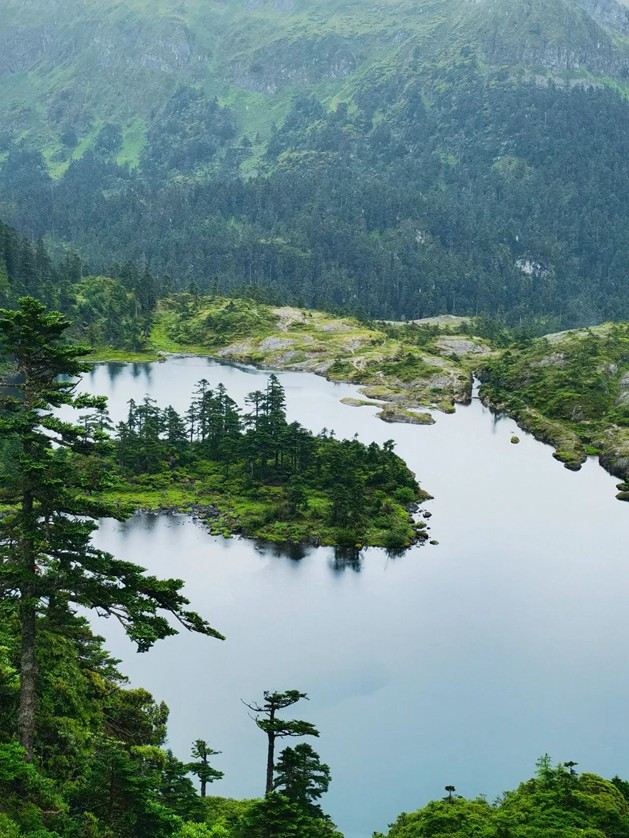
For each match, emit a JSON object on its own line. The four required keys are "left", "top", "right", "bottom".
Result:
{"left": 2, "top": 79, "right": 628, "bottom": 328}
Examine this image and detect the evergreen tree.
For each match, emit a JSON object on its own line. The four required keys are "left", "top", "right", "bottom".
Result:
{"left": 241, "top": 792, "right": 340, "bottom": 838}
{"left": 243, "top": 690, "right": 319, "bottom": 795}
{"left": 160, "top": 750, "right": 204, "bottom": 821}
{"left": 187, "top": 739, "right": 224, "bottom": 797}
{"left": 0, "top": 298, "right": 223, "bottom": 760}
{"left": 273, "top": 743, "right": 331, "bottom": 818}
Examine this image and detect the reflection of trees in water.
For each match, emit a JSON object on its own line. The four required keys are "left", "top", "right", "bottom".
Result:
{"left": 385, "top": 546, "right": 407, "bottom": 560}
{"left": 329, "top": 546, "right": 363, "bottom": 573}
{"left": 104, "top": 362, "right": 125, "bottom": 384}
{"left": 130, "top": 362, "right": 153, "bottom": 383}
{"left": 329, "top": 545, "right": 409, "bottom": 572}
{"left": 254, "top": 540, "right": 308, "bottom": 562}
{"left": 117, "top": 510, "right": 166, "bottom": 536}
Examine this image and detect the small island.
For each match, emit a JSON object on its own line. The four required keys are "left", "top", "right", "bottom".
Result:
{"left": 103, "top": 373, "right": 431, "bottom": 549}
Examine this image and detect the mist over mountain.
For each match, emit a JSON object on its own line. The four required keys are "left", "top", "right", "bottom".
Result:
{"left": 1, "top": 0, "right": 628, "bottom": 325}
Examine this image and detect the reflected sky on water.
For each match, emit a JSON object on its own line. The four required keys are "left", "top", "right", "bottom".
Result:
{"left": 82, "top": 357, "right": 628, "bottom": 838}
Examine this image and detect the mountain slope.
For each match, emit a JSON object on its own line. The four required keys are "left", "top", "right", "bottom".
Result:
{"left": 1, "top": 0, "right": 627, "bottom": 166}
{"left": 1, "top": 0, "right": 628, "bottom": 327}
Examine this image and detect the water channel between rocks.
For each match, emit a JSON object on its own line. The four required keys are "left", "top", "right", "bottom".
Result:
{"left": 80, "top": 357, "right": 627, "bottom": 838}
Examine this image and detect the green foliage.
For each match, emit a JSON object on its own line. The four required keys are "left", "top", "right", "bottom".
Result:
{"left": 240, "top": 792, "right": 341, "bottom": 838}
{"left": 0, "top": 603, "right": 209, "bottom": 837}
{"left": 109, "top": 374, "right": 423, "bottom": 548}
{"left": 143, "top": 87, "right": 236, "bottom": 176}
{"left": 479, "top": 323, "right": 629, "bottom": 479}
{"left": 244, "top": 690, "right": 319, "bottom": 795}
{"left": 2, "top": 0, "right": 629, "bottom": 328}
{"left": 160, "top": 296, "right": 279, "bottom": 348}
{"left": 273, "top": 744, "right": 331, "bottom": 818}
{"left": 71, "top": 276, "right": 140, "bottom": 348}
{"left": 379, "top": 759, "right": 629, "bottom": 838}
{"left": 202, "top": 797, "right": 257, "bottom": 836}
{"left": 0, "top": 296, "right": 222, "bottom": 779}
{"left": 188, "top": 740, "right": 224, "bottom": 798}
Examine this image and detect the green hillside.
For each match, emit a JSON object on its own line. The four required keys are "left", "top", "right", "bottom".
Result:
{"left": 479, "top": 321, "right": 629, "bottom": 491}
{"left": 377, "top": 758, "right": 629, "bottom": 838}
{"left": 1, "top": 0, "right": 629, "bottom": 325}
{"left": 1, "top": 0, "right": 628, "bottom": 166}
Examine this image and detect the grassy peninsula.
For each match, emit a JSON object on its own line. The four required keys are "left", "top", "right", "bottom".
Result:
{"left": 479, "top": 323, "right": 629, "bottom": 500}
{"left": 87, "top": 293, "right": 488, "bottom": 414}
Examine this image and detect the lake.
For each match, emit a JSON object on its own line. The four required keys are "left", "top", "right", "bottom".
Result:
{"left": 81, "top": 357, "right": 628, "bottom": 838}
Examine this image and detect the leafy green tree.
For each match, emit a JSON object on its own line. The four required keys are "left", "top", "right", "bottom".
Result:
{"left": 273, "top": 743, "right": 331, "bottom": 818}
{"left": 177, "top": 823, "right": 230, "bottom": 838}
{"left": 0, "top": 298, "right": 223, "bottom": 760}
{"left": 243, "top": 690, "right": 319, "bottom": 795}
{"left": 378, "top": 759, "right": 629, "bottom": 838}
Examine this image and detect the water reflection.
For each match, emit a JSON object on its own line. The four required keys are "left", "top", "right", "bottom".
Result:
{"left": 81, "top": 357, "right": 627, "bottom": 838}
{"left": 329, "top": 546, "right": 363, "bottom": 573}
{"left": 130, "top": 361, "right": 153, "bottom": 381}
{"left": 104, "top": 362, "right": 126, "bottom": 384}
{"left": 253, "top": 540, "right": 308, "bottom": 562}
{"left": 117, "top": 510, "right": 164, "bottom": 535}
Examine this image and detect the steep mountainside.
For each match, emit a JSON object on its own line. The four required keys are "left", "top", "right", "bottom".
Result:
{"left": 1, "top": 0, "right": 628, "bottom": 163}
{"left": 1, "top": 0, "right": 628, "bottom": 326}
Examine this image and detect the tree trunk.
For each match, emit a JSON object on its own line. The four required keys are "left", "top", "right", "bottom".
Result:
{"left": 18, "top": 595, "right": 37, "bottom": 761}
{"left": 200, "top": 757, "right": 207, "bottom": 798}
{"left": 18, "top": 490, "right": 37, "bottom": 761}
{"left": 265, "top": 733, "right": 275, "bottom": 795}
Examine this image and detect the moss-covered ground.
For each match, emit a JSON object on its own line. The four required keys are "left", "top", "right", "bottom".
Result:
{"left": 104, "top": 462, "right": 431, "bottom": 550}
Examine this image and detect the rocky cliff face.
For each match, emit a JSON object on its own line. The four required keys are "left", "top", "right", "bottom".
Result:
{"left": 461, "top": 0, "right": 629, "bottom": 80}
{"left": 0, "top": 26, "right": 56, "bottom": 77}
{"left": 575, "top": 0, "right": 629, "bottom": 36}
{"left": 228, "top": 35, "right": 357, "bottom": 93}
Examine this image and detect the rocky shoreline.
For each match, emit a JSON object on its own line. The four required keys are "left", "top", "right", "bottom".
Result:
{"left": 93, "top": 302, "right": 629, "bottom": 502}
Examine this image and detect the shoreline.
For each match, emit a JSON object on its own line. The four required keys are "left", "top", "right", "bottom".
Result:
{"left": 86, "top": 299, "right": 629, "bottom": 500}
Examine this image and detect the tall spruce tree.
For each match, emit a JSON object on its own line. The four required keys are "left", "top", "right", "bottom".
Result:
{"left": 0, "top": 297, "right": 223, "bottom": 760}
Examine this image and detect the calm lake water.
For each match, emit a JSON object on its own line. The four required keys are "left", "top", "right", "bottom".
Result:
{"left": 81, "top": 357, "right": 628, "bottom": 838}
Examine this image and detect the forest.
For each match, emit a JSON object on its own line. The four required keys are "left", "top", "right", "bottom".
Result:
{"left": 1, "top": 0, "right": 629, "bottom": 830}
{"left": 1, "top": 75, "right": 628, "bottom": 329}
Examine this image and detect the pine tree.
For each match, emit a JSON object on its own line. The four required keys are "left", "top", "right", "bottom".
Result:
{"left": 273, "top": 743, "right": 331, "bottom": 818}
{"left": 0, "top": 298, "right": 223, "bottom": 760}
{"left": 187, "top": 739, "right": 224, "bottom": 797}
{"left": 243, "top": 690, "right": 319, "bottom": 795}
